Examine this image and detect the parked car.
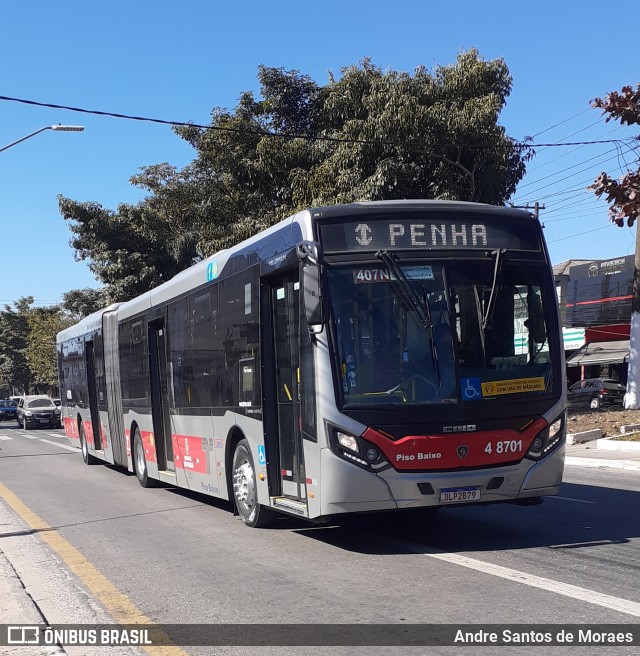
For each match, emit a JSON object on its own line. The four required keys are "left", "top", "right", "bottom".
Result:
{"left": 567, "top": 378, "right": 626, "bottom": 411}
{"left": 0, "top": 399, "right": 17, "bottom": 422}
{"left": 16, "top": 395, "right": 62, "bottom": 429}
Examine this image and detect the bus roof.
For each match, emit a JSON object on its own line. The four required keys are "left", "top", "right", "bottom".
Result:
{"left": 56, "top": 200, "right": 535, "bottom": 340}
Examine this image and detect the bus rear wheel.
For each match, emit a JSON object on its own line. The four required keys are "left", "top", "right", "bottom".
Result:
{"left": 79, "top": 422, "right": 98, "bottom": 465}
{"left": 133, "top": 428, "right": 157, "bottom": 488}
{"left": 232, "top": 439, "right": 275, "bottom": 528}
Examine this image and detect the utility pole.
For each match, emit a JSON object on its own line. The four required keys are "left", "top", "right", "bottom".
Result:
{"left": 624, "top": 220, "right": 640, "bottom": 408}
{"left": 511, "top": 202, "right": 546, "bottom": 223}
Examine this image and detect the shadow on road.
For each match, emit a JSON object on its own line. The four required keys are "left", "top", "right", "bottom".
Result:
{"left": 285, "top": 481, "right": 640, "bottom": 555}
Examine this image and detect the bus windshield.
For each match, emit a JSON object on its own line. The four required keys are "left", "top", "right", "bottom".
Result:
{"left": 326, "top": 258, "right": 555, "bottom": 407}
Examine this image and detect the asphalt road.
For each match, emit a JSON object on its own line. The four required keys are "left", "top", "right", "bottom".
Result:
{"left": 1, "top": 421, "right": 639, "bottom": 655}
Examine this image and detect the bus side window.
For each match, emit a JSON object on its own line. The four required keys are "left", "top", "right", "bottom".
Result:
{"left": 219, "top": 272, "right": 260, "bottom": 408}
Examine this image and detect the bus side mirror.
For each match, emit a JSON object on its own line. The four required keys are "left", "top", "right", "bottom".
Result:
{"left": 297, "top": 241, "right": 324, "bottom": 328}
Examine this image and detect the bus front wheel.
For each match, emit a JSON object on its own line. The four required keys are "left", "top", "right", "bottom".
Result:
{"left": 232, "top": 439, "right": 275, "bottom": 528}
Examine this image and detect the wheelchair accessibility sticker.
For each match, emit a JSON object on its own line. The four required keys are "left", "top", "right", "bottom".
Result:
{"left": 461, "top": 377, "right": 482, "bottom": 401}
{"left": 462, "top": 376, "right": 546, "bottom": 401}
{"left": 257, "top": 445, "right": 266, "bottom": 465}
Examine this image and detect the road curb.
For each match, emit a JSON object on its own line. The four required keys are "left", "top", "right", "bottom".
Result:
{"left": 566, "top": 429, "right": 602, "bottom": 445}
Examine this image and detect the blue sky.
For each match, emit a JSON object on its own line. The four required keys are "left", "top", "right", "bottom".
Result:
{"left": 1, "top": 0, "right": 638, "bottom": 306}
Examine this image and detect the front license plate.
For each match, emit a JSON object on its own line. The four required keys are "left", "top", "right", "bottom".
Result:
{"left": 39, "top": 419, "right": 49, "bottom": 424}
{"left": 440, "top": 486, "right": 480, "bottom": 504}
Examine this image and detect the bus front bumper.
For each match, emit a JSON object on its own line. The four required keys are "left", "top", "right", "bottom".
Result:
{"left": 318, "top": 445, "right": 565, "bottom": 516}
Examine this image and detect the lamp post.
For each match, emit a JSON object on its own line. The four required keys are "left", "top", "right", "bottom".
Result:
{"left": 0, "top": 124, "right": 85, "bottom": 153}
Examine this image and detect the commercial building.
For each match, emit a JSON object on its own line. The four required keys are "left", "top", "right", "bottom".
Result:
{"left": 554, "top": 256, "right": 633, "bottom": 385}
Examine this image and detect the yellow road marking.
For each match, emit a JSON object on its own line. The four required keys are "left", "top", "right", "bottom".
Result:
{"left": 0, "top": 481, "right": 188, "bottom": 655}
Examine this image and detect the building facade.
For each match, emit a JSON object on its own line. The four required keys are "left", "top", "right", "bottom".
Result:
{"left": 554, "top": 257, "right": 633, "bottom": 386}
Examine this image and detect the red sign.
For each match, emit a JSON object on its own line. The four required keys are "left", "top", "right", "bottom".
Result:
{"left": 172, "top": 434, "right": 207, "bottom": 474}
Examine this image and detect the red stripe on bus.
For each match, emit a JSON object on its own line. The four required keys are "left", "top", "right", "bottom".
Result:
{"left": 363, "top": 417, "right": 547, "bottom": 471}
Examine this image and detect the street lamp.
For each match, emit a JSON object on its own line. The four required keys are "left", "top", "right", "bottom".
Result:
{"left": 0, "top": 124, "right": 85, "bottom": 153}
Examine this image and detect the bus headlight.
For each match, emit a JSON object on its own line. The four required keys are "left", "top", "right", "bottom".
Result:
{"left": 337, "top": 431, "right": 358, "bottom": 452}
{"left": 526, "top": 413, "right": 565, "bottom": 460}
{"left": 328, "top": 425, "right": 390, "bottom": 472}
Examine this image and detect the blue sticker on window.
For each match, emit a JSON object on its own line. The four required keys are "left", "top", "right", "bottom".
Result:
{"left": 257, "top": 445, "right": 266, "bottom": 465}
{"left": 207, "top": 260, "right": 219, "bottom": 281}
{"left": 461, "top": 377, "right": 482, "bottom": 401}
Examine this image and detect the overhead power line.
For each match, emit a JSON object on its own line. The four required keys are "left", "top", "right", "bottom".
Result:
{"left": 526, "top": 108, "right": 591, "bottom": 139}
{"left": 0, "top": 94, "right": 636, "bottom": 150}
{"left": 546, "top": 223, "right": 617, "bottom": 243}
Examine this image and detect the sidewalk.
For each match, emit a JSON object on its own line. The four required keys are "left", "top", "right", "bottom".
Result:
{"left": 0, "top": 499, "right": 143, "bottom": 656}
{"left": 565, "top": 441, "right": 640, "bottom": 471}
{"left": 0, "top": 552, "right": 62, "bottom": 655}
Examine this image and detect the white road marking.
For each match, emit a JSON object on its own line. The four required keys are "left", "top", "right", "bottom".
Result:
{"left": 39, "top": 439, "right": 79, "bottom": 452}
{"left": 383, "top": 537, "right": 640, "bottom": 618}
{"left": 546, "top": 495, "right": 595, "bottom": 504}
{"left": 46, "top": 432, "right": 64, "bottom": 438}
{"left": 0, "top": 435, "right": 12, "bottom": 441}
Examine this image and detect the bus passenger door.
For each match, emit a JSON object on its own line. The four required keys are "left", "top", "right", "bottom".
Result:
{"left": 270, "top": 273, "right": 306, "bottom": 502}
{"left": 149, "top": 321, "right": 174, "bottom": 471}
{"left": 85, "top": 341, "right": 102, "bottom": 451}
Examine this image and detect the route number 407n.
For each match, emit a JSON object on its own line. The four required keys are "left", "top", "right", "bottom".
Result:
{"left": 484, "top": 440, "right": 523, "bottom": 455}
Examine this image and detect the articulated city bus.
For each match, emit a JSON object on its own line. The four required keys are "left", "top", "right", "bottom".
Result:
{"left": 57, "top": 200, "right": 566, "bottom": 527}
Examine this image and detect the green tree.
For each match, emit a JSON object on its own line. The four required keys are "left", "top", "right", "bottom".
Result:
{"left": 58, "top": 188, "right": 201, "bottom": 302}
{"left": 26, "top": 307, "right": 73, "bottom": 393}
{"left": 61, "top": 287, "right": 109, "bottom": 320}
{"left": 59, "top": 50, "right": 530, "bottom": 301}
{"left": 0, "top": 298, "right": 33, "bottom": 395}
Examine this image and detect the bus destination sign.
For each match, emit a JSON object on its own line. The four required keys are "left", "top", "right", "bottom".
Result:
{"left": 319, "top": 216, "right": 541, "bottom": 253}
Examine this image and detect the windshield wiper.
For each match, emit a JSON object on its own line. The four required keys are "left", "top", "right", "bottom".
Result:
{"left": 376, "top": 250, "right": 441, "bottom": 385}
{"left": 482, "top": 248, "right": 506, "bottom": 332}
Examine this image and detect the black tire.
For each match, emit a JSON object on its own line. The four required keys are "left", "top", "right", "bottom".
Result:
{"left": 133, "top": 428, "right": 158, "bottom": 488}
{"left": 232, "top": 439, "right": 275, "bottom": 528}
{"left": 79, "top": 421, "right": 99, "bottom": 465}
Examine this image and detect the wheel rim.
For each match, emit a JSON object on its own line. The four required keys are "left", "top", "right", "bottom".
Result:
{"left": 233, "top": 457, "right": 256, "bottom": 514}
{"left": 135, "top": 437, "right": 146, "bottom": 476}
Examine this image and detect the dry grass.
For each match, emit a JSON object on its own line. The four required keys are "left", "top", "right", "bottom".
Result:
{"left": 567, "top": 407, "right": 640, "bottom": 438}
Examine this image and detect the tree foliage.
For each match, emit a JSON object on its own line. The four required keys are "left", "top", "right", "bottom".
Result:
{"left": 61, "top": 287, "right": 109, "bottom": 321}
{"left": 591, "top": 84, "right": 640, "bottom": 226}
{"left": 0, "top": 298, "right": 32, "bottom": 396}
{"left": 0, "top": 298, "right": 72, "bottom": 396}
{"left": 59, "top": 50, "right": 530, "bottom": 302}
{"left": 27, "top": 308, "right": 73, "bottom": 391}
